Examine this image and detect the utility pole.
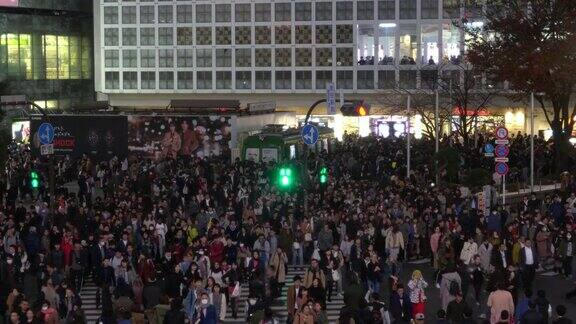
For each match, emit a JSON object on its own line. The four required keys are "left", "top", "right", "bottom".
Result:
{"left": 407, "top": 95, "right": 411, "bottom": 180}
{"left": 530, "top": 92, "right": 535, "bottom": 192}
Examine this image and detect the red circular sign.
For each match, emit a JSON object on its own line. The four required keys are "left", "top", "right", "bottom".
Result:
{"left": 495, "top": 162, "right": 509, "bottom": 175}
{"left": 495, "top": 126, "right": 509, "bottom": 139}
{"left": 495, "top": 145, "right": 509, "bottom": 158}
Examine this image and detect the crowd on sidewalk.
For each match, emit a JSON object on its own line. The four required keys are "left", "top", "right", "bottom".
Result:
{"left": 0, "top": 131, "right": 573, "bottom": 324}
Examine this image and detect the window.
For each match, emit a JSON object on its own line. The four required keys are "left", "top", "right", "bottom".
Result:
{"left": 295, "top": 26, "right": 312, "bottom": 44}
{"left": 104, "top": 6, "right": 118, "bottom": 24}
{"left": 275, "top": 26, "right": 291, "bottom": 44}
{"left": 235, "top": 27, "right": 251, "bottom": 45}
{"left": 105, "top": 71, "right": 119, "bottom": 89}
{"left": 357, "top": 70, "right": 374, "bottom": 89}
{"left": 399, "top": 24, "right": 417, "bottom": 61}
{"left": 122, "top": 6, "right": 136, "bottom": 24}
{"left": 316, "top": 70, "right": 332, "bottom": 89}
{"left": 400, "top": 0, "right": 417, "bottom": 19}
{"left": 196, "top": 4, "right": 212, "bottom": 23}
{"left": 158, "top": 6, "right": 173, "bottom": 23}
{"left": 255, "top": 71, "right": 271, "bottom": 89}
{"left": 357, "top": 1, "right": 374, "bottom": 20}
{"left": 123, "top": 50, "right": 137, "bottom": 68}
{"left": 177, "top": 27, "right": 193, "bottom": 45}
{"left": 275, "top": 3, "right": 291, "bottom": 21}
{"left": 295, "top": 3, "right": 312, "bottom": 21}
{"left": 378, "top": 25, "right": 396, "bottom": 64}
{"left": 336, "top": 2, "right": 353, "bottom": 20}
{"left": 122, "top": 28, "right": 136, "bottom": 46}
{"left": 255, "top": 26, "right": 271, "bottom": 44}
{"left": 177, "top": 5, "right": 193, "bottom": 23}
{"left": 216, "top": 71, "right": 232, "bottom": 89}
{"left": 443, "top": 0, "right": 460, "bottom": 19}
{"left": 104, "top": 28, "right": 119, "bottom": 46}
{"left": 316, "top": 48, "right": 333, "bottom": 67}
{"left": 123, "top": 71, "right": 137, "bottom": 89}
{"left": 275, "top": 71, "right": 291, "bottom": 89}
{"left": 336, "top": 25, "right": 353, "bottom": 43}
{"left": 105, "top": 50, "right": 119, "bottom": 68}
{"left": 196, "top": 49, "right": 212, "bottom": 67}
{"left": 140, "top": 49, "right": 156, "bottom": 68}
{"left": 158, "top": 27, "right": 173, "bottom": 45}
{"left": 215, "top": 27, "right": 231, "bottom": 45}
{"left": 178, "top": 71, "right": 193, "bottom": 89}
{"left": 337, "top": 48, "right": 353, "bottom": 66}
{"left": 159, "top": 71, "right": 174, "bottom": 89}
{"left": 197, "top": 71, "right": 212, "bottom": 89}
{"left": 316, "top": 25, "right": 333, "bottom": 44}
{"left": 399, "top": 70, "right": 417, "bottom": 88}
{"left": 236, "top": 71, "right": 251, "bottom": 89}
{"left": 295, "top": 48, "right": 312, "bottom": 66}
{"left": 177, "top": 49, "right": 194, "bottom": 67}
{"left": 255, "top": 3, "right": 271, "bottom": 22}
{"left": 140, "top": 6, "right": 155, "bottom": 24}
{"left": 378, "top": 70, "right": 396, "bottom": 89}
{"left": 337, "top": 71, "right": 353, "bottom": 89}
{"left": 421, "top": 24, "right": 439, "bottom": 64}
{"left": 315, "top": 2, "right": 332, "bottom": 21}
{"left": 140, "top": 28, "right": 155, "bottom": 46}
{"left": 196, "top": 27, "right": 212, "bottom": 45}
{"left": 141, "top": 71, "right": 156, "bottom": 89}
{"left": 421, "top": 0, "right": 439, "bottom": 19}
{"left": 215, "top": 4, "right": 231, "bottom": 22}
{"left": 443, "top": 22, "right": 461, "bottom": 61}
{"left": 255, "top": 49, "right": 271, "bottom": 67}
{"left": 378, "top": 0, "right": 395, "bottom": 19}
{"left": 275, "top": 48, "right": 292, "bottom": 67}
{"left": 216, "top": 49, "right": 231, "bottom": 67}
{"left": 421, "top": 69, "right": 438, "bottom": 89}
{"left": 159, "top": 49, "right": 173, "bottom": 67}
{"left": 357, "top": 26, "right": 375, "bottom": 64}
{"left": 296, "top": 71, "right": 312, "bottom": 89}
{"left": 235, "top": 4, "right": 251, "bottom": 22}
{"left": 236, "top": 49, "right": 251, "bottom": 67}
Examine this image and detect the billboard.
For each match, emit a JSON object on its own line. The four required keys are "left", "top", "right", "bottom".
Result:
{"left": 0, "top": 0, "right": 18, "bottom": 7}
{"left": 11, "top": 121, "right": 30, "bottom": 144}
{"left": 127, "top": 115, "right": 231, "bottom": 160}
{"left": 30, "top": 115, "right": 128, "bottom": 159}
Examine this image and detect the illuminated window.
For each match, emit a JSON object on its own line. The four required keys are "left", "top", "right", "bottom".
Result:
{"left": 43, "top": 35, "right": 58, "bottom": 79}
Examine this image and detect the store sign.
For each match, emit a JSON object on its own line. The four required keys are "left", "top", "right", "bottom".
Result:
{"left": 0, "top": 0, "right": 18, "bottom": 7}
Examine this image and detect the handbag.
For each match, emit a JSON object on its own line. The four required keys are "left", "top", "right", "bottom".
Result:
{"left": 332, "top": 269, "right": 340, "bottom": 281}
{"left": 304, "top": 233, "right": 312, "bottom": 242}
{"left": 293, "top": 242, "right": 301, "bottom": 250}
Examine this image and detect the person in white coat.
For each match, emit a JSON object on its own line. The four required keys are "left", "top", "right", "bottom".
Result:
{"left": 460, "top": 236, "right": 478, "bottom": 265}
{"left": 477, "top": 239, "right": 493, "bottom": 272}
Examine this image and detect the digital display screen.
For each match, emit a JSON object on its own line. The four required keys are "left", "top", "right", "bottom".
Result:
{"left": 0, "top": 0, "right": 18, "bottom": 7}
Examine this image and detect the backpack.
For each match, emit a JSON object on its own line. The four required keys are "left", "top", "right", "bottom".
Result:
{"left": 448, "top": 280, "right": 460, "bottom": 296}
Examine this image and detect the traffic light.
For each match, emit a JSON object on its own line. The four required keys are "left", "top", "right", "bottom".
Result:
{"left": 319, "top": 166, "right": 328, "bottom": 185}
{"left": 277, "top": 165, "right": 296, "bottom": 190}
{"left": 340, "top": 101, "right": 370, "bottom": 116}
{"left": 29, "top": 170, "right": 40, "bottom": 189}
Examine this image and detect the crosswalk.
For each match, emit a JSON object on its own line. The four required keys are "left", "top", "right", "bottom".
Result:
{"left": 79, "top": 266, "right": 345, "bottom": 324}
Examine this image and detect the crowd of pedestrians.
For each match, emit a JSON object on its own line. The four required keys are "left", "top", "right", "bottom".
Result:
{"left": 0, "top": 130, "right": 572, "bottom": 324}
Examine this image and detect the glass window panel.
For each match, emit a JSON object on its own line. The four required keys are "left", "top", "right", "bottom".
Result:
{"left": 275, "top": 3, "right": 291, "bottom": 21}
{"left": 399, "top": 24, "right": 417, "bottom": 63}
{"left": 43, "top": 35, "right": 58, "bottom": 79}
{"left": 357, "top": 1, "right": 374, "bottom": 20}
{"left": 399, "top": 0, "right": 417, "bottom": 19}
{"left": 105, "top": 71, "right": 119, "bottom": 89}
{"left": 421, "top": 24, "right": 439, "bottom": 64}
{"left": 296, "top": 71, "right": 312, "bottom": 89}
{"left": 316, "top": 70, "right": 332, "bottom": 89}
{"left": 337, "top": 70, "right": 353, "bottom": 89}
{"left": 378, "top": 70, "right": 396, "bottom": 89}
{"left": 104, "top": 6, "right": 118, "bottom": 24}
{"left": 336, "top": 2, "right": 353, "bottom": 20}
{"left": 255, "top": 49, "right": 271, "bottom": 67}
{"left": 378, "top": 0, "right": 395, "bottom": 20}
{"left": 123, "top": 49, "right": 137, "bottom": 68}
{"left": 177, "top": 27, "right": 193, "bottom": 46}
{"left": 122, "top": 28, "right": 137, "bottom": 46}
{"left": 275, "top": 71, "right": 292, "bottom": 89}
{"left": 236, "top": 71, "right": 251, "bottom": 89}
{"left": 158, "top": 49, "right": 173, "bottom": 67}
{"left": 18, "top": 34, "right": 32, "bottom": 79}
{"left": 81, "top": 37, "right": 92, "bottom": 79}
{"left": 105, "top": 49, "right": 119, "bottom": 68}
{"left": 140, "top": 6, "right": 155, "bottom": 24}
{"left": 421, "top": 0, "right": 439, "bottom": 19}
{"left": 255, "top": 71, "right": 271, "bottom": 89}
{"left": 123, "top": 71, "right": 137, "bottom": 89}
{"left": 216, "top": 4, "right": 231, "bottom": 22}
{"left": 196, "top": 4, "right": 212, "bottom": 23}
{"left": 216, "top": 71, "right": 232, "bottom": 89}
{"left": 104, "top": 28, "right": 119, "bottom": 46}
{"left": 215, "top": 49, "right": 231, "bottom": 67}
{"left": 158, "top": 5, "right": 173, "bottom": 23}
{"left": 197, "top": 71, "right": 212, "bottom": 89}
{"left": 315, "top": 2, "right": 332, "bottom": 21}
{"left": 316, "top": 48, "right": 333, "bottom": 67}
{"left": 177, "top": 5, "right": 193, "bottom": 23}
{"left": 177, "top": 49, "right": 194, "bottom": 67}
{"left": 295, "top": 26, "right": 312, "bottom": 44}
{"left": 158, "top": 27, "right": 173, "bottom": 45}
{"left": 141, "top": 71, "right": 156, "bottom": 89}
{"left": 215, "top": 27, "right": 231, "bottom": 45}
{"left": 235, "top": 3, "right": 251, "bottom": 22}
{"left": 122, "top": 6, "right": 136, "bottom": 25}
{"left": 178, "top": 71, "right": 194, "bottom": 89}
{"left": 57, "top": 36, "right": 70, "bottom": 79}
{"left": 235, "top": 49, "right": 251, "bottom": 67}
{"left": 337, "top": 48, "right": 353, "bottom": 66}
{"left": 357, "top": 70, "right": 374, "bottom": 89}
{"left": 443, "top": 22, "right": 461, "bottom": 62}
{"left": 235, "top": 27, "right": 252, "bottom": 45}
{"left": 399, "top": 70, "right": 417, "bottom": 88}
{"left": 378, "top": 24, "right": 396, "bottom": 65}
{"left": 196, "top": 49, "right": 212, "bottom": 67}
{"left": 140, "top": 49, "right": 156, "bottom": 68}
{"left": 443, "top": 0, "right": 460, "bottom": 19}
{"left": 140, "top": 28, "right": 155, "bottom": 46}
{"left": 255, "top": 3, "right": 271, "bottom": 22}
{"left": 357, "top": 26, "right": 375, "bottom": 65}
{"left": 295, "top": 2, "right": 312, "bottom": 21}
{"left": 316, "top": 25, "right": 333, "bottom": 44}
{"left": 159, "top": 71, "right": 174, "bottom": 89}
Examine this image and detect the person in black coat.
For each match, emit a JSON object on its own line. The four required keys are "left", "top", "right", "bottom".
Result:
{"left": 389, "top": 284, "right": 411, "bottom": 323}
{"left": 163, "top": 298, "right": 187, "bottom": 324}
{"left": 521, "top": 301, "right": 544, "bottom": 324}
{"left": 552, "top": 305, "right": 573, "bottom": 324}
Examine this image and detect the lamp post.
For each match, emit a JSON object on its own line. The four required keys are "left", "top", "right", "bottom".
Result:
{"left": 530, "top": 92, "right": 535, "bottom": 192}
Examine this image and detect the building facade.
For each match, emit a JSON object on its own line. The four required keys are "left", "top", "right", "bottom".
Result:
{"left": 0, "top": 0, "right": 94, "bottom": 110}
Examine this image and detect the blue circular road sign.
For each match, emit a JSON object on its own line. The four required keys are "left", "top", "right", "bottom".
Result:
{"left": 38, "top": 122, "right": 55, "bottom": 145}
{"left": 484, "top": 143, "right": 494, "bottom": 154}
{"left": 495, "top": 144, "right": 509, "bottom": 158}
{"left": 495, "top": 162, "right": 509, "bottom": 175}
{"left": 301, "top": 124, "right": 319, "bottom": 145}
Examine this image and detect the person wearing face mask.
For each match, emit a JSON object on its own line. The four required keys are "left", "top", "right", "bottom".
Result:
{"left": 192, "top": 292, "right": 217, "bottom": 324}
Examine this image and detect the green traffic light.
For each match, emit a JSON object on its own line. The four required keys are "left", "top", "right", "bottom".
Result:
{"left": 319, "top": 167, "right": 328, "bottom": 184}
{"left": 30, "top": 171, "right": 40, "bottom": 189}
{"left": 278, "top": 166, "right": 294, "bottom": 189}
